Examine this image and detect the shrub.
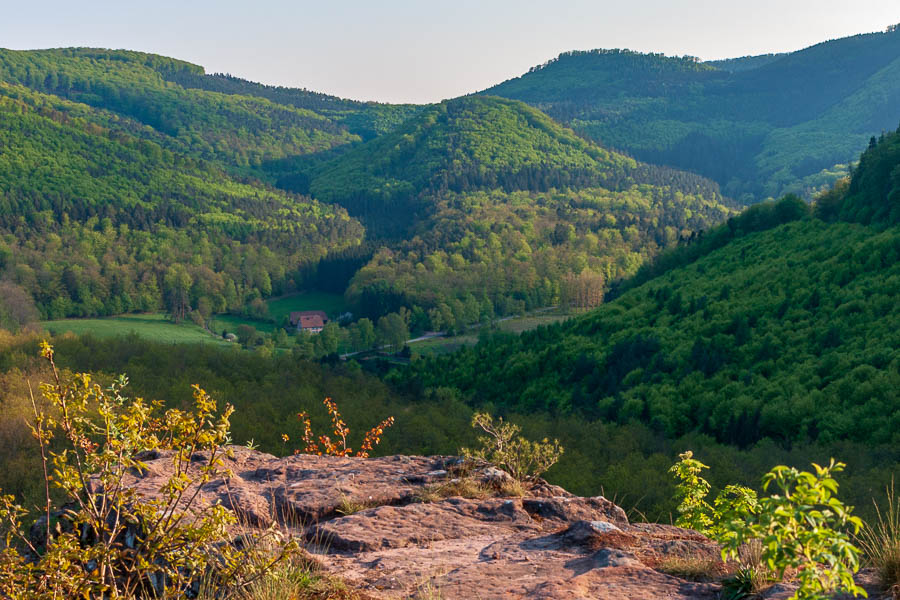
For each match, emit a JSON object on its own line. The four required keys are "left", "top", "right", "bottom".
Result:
{"left": 294, "top": 397, "right": 394, "bottom": 457}
{"left": 460, "top": 412, "right": 563, "bottom": 482}
{"left": 719, "top": 460, "right": 866, "bottom": 600}
{"left": 0, "top": 342, "right": 297, "bottom": 598}
{"left": 669, "top": 453, "right": 866, "bottom": 600}
{"left": 669, "top": 451, "right": 714, "bottom": 533}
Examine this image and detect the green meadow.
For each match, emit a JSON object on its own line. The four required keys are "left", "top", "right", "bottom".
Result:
{"left": 41, "top": 314, "right": 229, "bottom": 346}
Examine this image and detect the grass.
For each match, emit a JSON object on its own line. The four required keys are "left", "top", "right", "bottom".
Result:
{"left": 41, "top": 313, "right": 229, "bottom": 346}
{"left": 496, "top": 313, "right": 570, "bottom": 334}
{"left": 719, "top": 540, "right": 776, "bottom": 600}
{"left": 267, "top": 292, "right": 347, "bottom": 322}
{"left": 238, "top": 556, "right": 359, "bottom": 600}
{"left": 410, "top": 311, "right": 572, "bottom": 356}
{"left": 857, "top": 480, "right": 900, "bottom": 597}
{"left": 210, "top": 314, "right": 277, "bottom": 335}
{"left": 416, "top": 478, "right": 495, "bottom": 503}
{"left": 334, "top": 495, "right": 375, "bottom": 516}
{"left": 655, "top": 555, "right": 724, "bottom": 582}
{"left": 208, "top": 291, "right": 348, "bottom": 337}
{"left": 415, "top": 475, "right": 526, "bottom": 503}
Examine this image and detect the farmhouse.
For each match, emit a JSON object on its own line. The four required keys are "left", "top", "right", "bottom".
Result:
{"left": 289, "top": 310, "right": 329, "bottom": 333}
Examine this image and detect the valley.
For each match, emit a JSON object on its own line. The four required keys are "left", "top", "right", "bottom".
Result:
{"left": 0, "top": 19, "right": 899, "bottom": 599}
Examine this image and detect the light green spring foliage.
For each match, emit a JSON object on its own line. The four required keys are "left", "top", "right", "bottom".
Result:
{"left": 0, "top": 342, "right": 296, "bottom": 598}
{"left": 670, "top": 452, "right": 866, "bottom": 600}
{"left": 0, "top": 84, "right": 364, "bottom": 321}
{"left": 669, "top": 451, "right": 714, "bottom": 533}
{"left": 719, "top": 460, "right": 866, "bottom": 600}
{"left": 461, "top": 412, "right": 563, "bottom": 482}
{"left": 709, "top": 484, "right": 760, "bottom": 542}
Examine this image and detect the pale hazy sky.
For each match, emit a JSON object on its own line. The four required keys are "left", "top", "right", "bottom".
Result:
{"left": 3, "top": 0, "right": 898, "bottom": 103}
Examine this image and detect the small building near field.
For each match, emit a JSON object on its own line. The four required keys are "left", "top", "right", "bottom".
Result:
{"left": 289, "top": 310, "right": 329, "bottom": 333}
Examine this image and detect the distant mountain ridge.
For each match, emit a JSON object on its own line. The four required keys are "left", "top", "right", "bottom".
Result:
{"left": 483, "top": 26, "right": 900, "bottom": 202}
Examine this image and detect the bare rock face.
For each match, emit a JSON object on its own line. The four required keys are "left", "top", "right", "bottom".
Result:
{"left": 124, "top": 447, "right": 727, "bottom": 599}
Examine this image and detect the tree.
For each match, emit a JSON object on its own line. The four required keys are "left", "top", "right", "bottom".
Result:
{"left": 561, "top": 269, "right": 605, "bottom": 310}
{"left": 0, "top": 281, "right": 39, "bottom": 332}
{"left": 236, "top": 324, "right": 257, "bottom": 346}
{"left": 163, "top": 266, "right": 193, "bottom": 323}
{"left": 352, "top": 318, "right": 376, "bottom": 350}
{"left": 314, "top": 322, "right": 341, "bottom": 356}
{"left": 376, "top": 312, "right": 409, "bottom": 353}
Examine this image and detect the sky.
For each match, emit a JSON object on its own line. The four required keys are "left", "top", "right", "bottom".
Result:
{"left": 3, "top": 0, "right": 899, "bottom": 104}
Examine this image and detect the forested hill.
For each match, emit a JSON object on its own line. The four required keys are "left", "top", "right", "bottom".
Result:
{"left": 299, "top": 95, "right": 732, "bottom": 326}
{"left": 393, "top": 129, "right": 900, "bottom": 449}
{"left": 306, "top": 95, "right": 727, "bottom": 236}
{"left": 0, "top": 48, "right": 364, "bottom": 172}
{"left": 483, "top": 26, "right": 900, "bottom": 203}
{"left": 0, "top": 81, "right": 364, "bottom": 321}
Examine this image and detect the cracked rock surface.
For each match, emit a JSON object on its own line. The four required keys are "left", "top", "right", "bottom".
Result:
{"left": 122, "top": 447, "right": 886, "bottom": 599}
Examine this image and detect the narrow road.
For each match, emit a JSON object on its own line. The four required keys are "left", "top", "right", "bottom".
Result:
{"left": 339, "top": 306, "right": 562, "bottom": 359}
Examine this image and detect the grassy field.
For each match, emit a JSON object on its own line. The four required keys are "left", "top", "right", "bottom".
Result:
{"left": 209, "top": 315, "right": 276, "bottom": 336}
{"left": 266, "top": 291, "right": 347, "bottom": 322}
{"left": 42, "top": 314, "right": 230, "bottom": 346}
{"left": 409, "top": 312, "right": 572, "bottom": 356}
{"left": 208, "top": 291, "right": 348, "bottom": 336}
{"left": 41, "top": 292, "right": 346, "bottom": 347}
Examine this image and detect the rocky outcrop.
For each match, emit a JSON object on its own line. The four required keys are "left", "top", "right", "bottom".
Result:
{"left": 120, "top": 448, "right": 886, "bottom": 599}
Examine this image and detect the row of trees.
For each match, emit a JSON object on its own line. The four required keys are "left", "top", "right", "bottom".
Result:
{"left": 228, "top": 311, "right": 410, "bottom": 359}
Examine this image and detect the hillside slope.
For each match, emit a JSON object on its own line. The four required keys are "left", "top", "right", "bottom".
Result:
{"left": 0, "top": 48, "right": 360, "bottom": 171}
{"left": 308, "top": 96, "right": 726, "bottom": 233}
{"left": 0, "top": 83, "right": 363, "bottom": 320}
{"left": 304, "top": 96, "right": 732, "bottom": 324}
{"left": 484, "top": 27, "right": 900, "bottom": 202}
{"left": 396, "top": 131, "right": 900, "bottom": 448}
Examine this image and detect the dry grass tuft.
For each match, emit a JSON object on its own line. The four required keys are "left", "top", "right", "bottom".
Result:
{"left": 655, "top": 554, "right": 723, "bottom": 582}
{"left": 237, "top": 555, "right": 360, "bottom": 599}
{"left": 498, "top": 478, "right": 527, "bottom": 497}
{"left": 335, "top": 495, "right": 376, "bottom": 516}
{"left": 857, "top": 479, "right": 900, "bottom": 596}
{"left": 416, "top": 478, "right": 494, "bottom": 502}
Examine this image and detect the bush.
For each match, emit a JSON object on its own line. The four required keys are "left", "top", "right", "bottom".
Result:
{"left": 670, "top": 453, "right": 866, "bottom": 600}
{"left": 0, "top": 342, "right": 297, "bottom": 598}
{"left": 718, "top": 460, "right": 866, "bottom": 600}
{"left": 461, "top": 412, "right": 563, "bottom": 482}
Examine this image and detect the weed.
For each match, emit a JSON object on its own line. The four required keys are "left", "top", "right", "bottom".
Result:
{"left": 335, "top": 495, "right": 375, "bottom": 516}
{"left": 857, "top": 479, "right": 900, "bottom": 596}
{"left": 655, "top": 554, "right": 722, "bottom": 581}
